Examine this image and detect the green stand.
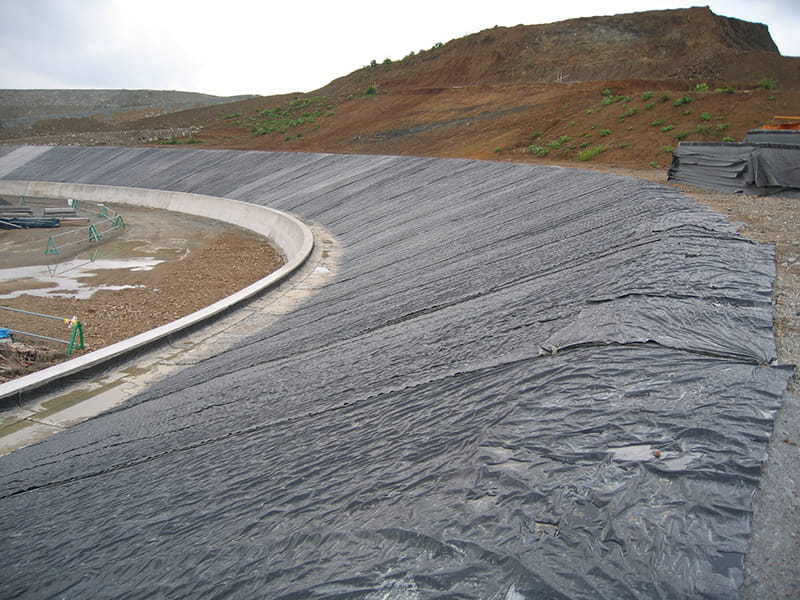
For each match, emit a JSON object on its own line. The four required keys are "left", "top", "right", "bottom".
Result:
{"left": 88, "top": 224, "right": 102, "bottom": 243}
{"left": 67, "top": 322, "right": 84, "bottom": 355}
{"left": 45, "top": 237, "right": 60, "bottom": 255}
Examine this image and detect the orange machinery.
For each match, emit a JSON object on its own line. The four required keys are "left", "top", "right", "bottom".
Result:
{"left": 761, "top": 116, "right": 800, "bottom": 130}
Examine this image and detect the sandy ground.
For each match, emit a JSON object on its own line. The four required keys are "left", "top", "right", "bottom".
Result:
{"left": 0, "top": 202, "right": 284, "bottom": 382}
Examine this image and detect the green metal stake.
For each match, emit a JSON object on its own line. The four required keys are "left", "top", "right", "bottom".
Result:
{"left": 88, "top": 224, "right": 102, "bottom": 243}
{"left": 45, "top": 237, "right": 60, "bottom": 255}
{"left": 112, "top": 215, "right": 125, "bottom": 229}
{"left": 18, "top": 195, "right": 25, "bottom": 206}
{"left": 67, "top": 321, "right": 84, "bottom": 355}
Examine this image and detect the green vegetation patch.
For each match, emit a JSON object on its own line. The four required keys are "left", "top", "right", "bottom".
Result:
{"left": 758, "top": 77, "right": 777, "bottom": 90}
{"left": 673, "top": 125, "right": 711, "bottom": 140}
{"left": 576, "top": 144, "right": 609, "bottom": 161}
{"left": 250, "top": 96, "right": 332, "bottom": 136}
{"left": 528, "top": 145, "right": 550, "bottom": 157}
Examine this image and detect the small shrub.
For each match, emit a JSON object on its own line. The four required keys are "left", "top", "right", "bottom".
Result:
{"left": 619, "top": 107, "right": 637, "bottom": 120}
{"left": 648, "top": 161, "right": 659, "bottom": 168}
{"left": 599, "top": 128, "right": 611, "bottom": 136}
{"left": 586, "top": 109, "right": 594, "bottom": 114}
{"left": 601, "top": 93, "right": 631, "bottom": 106}
{"left": 674, "top": 95, "right": 692, "bottom": 106}
{"left": 576, "top": 144, "right": 609, "bottom": 161}
{"left": 758, "top": 77, "right": 777, "bottom": 90}
{"left": 528, "top": 145, "right": 549, "bottom": 157}
{"left": 365, "top": 85, "right": 378, "bottom": 96}
{"left": 645, "top": 102, "right": 654, "bottom": 110}
{"left": 663, "top": 145, "right": 674, "bottom": 153}
{"left": 161, "top": 137, "right": 180, "bottom": 145}
{"left": 651, "top": 119, "right": 664, "bottom": 127}
{"left": 660, "top": 92, "right": 671, "bottom": 102}
{"left": 716, "top": 123, "right": 729, "bottom": 133}
{"left": 579, "top": 141, "right": 591, "bottom": 148}
{"left": 683, "top": 110, "right": 692, "bottom": 115}
{"left": 661, "top": 125, "right": 675, "bottom": 132}
{"left": 674, "top": 124, "right": 712, "bottom": 140}
{"left": 582, "top": 132, "right": 593, "bottom": 138}
{"left": 185, "top": 136, "right": 203, "bottom": 144}
{"left": 532, "top": 131, "right": 543, "bottom": 139}
{"left": 700, "top": 112, "right": 711, "bottom": 121}
{"left": 716, "top": 85, "right": 736, "bottom": 93}
{"left": 694, "top": 82, "right": 710, "bottom": 92}
{"left": 722, "top": 136, "right": 735, "bottom": 142}
{"left": 769, "top": 95, "right": 776, "bottom": 101}
{"left": 642, "top": 91, "right": 654, "bottom": 101}
{"left": 626, "top": 126, "right": 633, "bottom": 131}
{"left": 558, "top": 135, "right": 571, "bottom": 144}
{"left": 619, "top": 142, "right": 629, "bottom": 148}
{"left": 221, "top": 112, "right": 242, "bottom": 120}
{"left": 494, "top": 147, "right": 503, "bottom": 153}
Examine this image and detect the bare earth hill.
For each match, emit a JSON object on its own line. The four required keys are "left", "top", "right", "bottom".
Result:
{"left": 1, "top": 6, "right": 798, "bottom": 171}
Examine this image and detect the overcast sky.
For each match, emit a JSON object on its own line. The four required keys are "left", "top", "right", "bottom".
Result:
{"left": 1, "top": 0, "right": 798, "bottom": 98}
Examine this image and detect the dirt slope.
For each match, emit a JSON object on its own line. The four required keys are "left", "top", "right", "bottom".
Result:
{"left": 3, "top": 7, "right": 796, "bottom": 172}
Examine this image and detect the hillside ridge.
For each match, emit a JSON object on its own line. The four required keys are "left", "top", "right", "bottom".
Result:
{"left": 1, "top": 6, "right": 798, "bottom": 172}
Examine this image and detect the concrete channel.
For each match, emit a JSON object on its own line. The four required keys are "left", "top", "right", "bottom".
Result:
{"left": 0, "top": 179, "right": 320, "bottom": 452}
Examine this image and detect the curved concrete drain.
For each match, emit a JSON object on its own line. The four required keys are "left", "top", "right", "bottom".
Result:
{"left": 0, "top": 182, "right": 337, "bottom": 455}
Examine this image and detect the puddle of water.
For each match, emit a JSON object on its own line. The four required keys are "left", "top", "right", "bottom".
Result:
{"left": 37, "top": 381, "right": 130, "bottom": 428}
{"left": 0, "top": 256, "right": 163, "bottom": 300}
{"left": 608, "top": 444, "right": 655, "bottom": 462}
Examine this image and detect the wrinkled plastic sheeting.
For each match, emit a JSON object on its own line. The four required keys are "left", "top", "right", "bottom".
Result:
{"left": 744, "top": 129, "right": 800, "bottom": 147}
{"left": 0, "top": 147, "right": 793, "bottom": 599}
{"left": 668, "top": 141, "right": 800, "bottom": 197}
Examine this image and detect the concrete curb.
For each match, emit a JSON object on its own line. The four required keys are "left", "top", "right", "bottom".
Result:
{"left": 0, "top": 180, "right": 314, "bottom": 403}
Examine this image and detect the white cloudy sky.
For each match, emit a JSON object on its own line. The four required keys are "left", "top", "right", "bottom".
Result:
{"left": 1, "top": 0, "right": 798, "bottom": 97}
